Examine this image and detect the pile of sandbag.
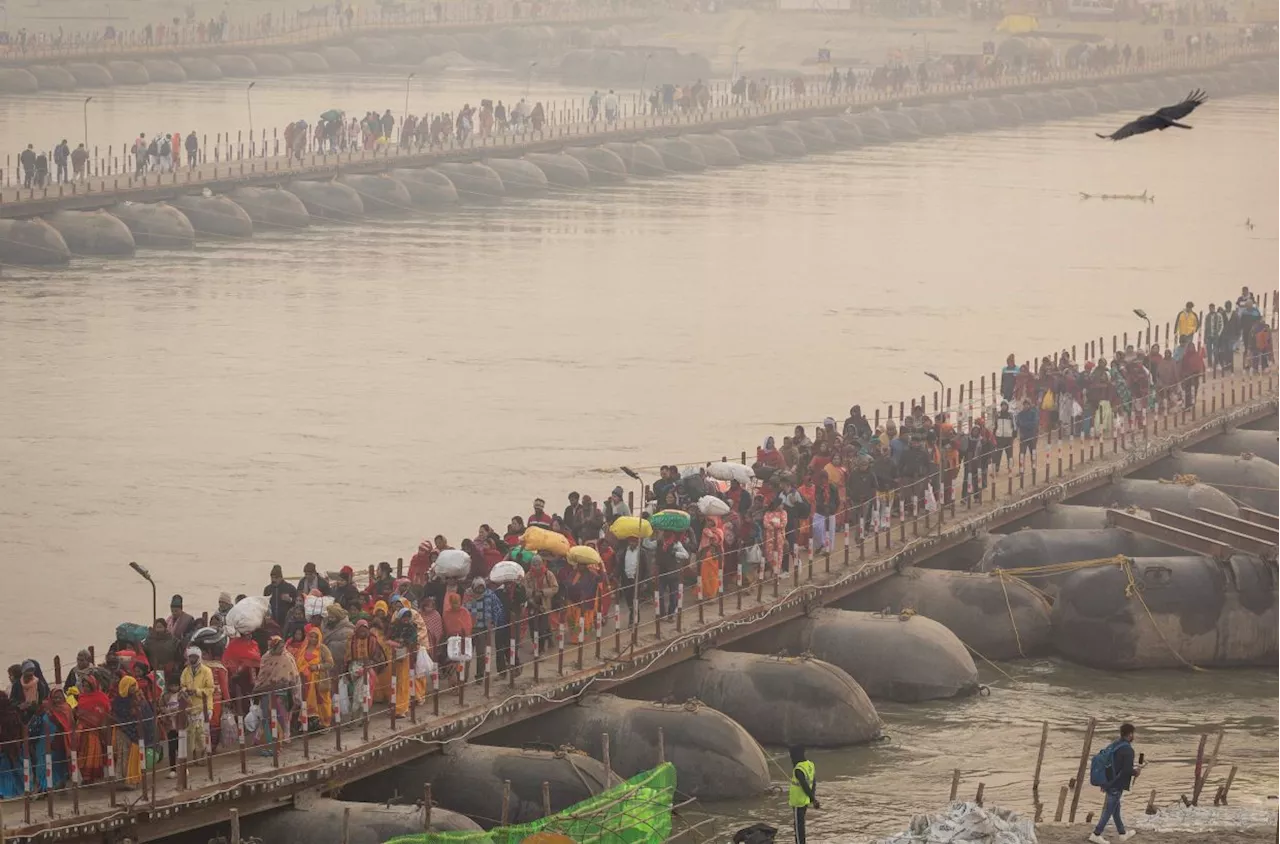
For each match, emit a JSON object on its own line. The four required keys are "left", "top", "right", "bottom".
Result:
{"left": 874, "top": 802, "right": 1037, "bottom": 844}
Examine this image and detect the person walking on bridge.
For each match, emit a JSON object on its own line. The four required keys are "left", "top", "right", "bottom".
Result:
{"left": 71, "top": 143, "right": 88, "bottom": 181}
{"left": 53, "top": 139, "right": 69, "bottom": 183}
{"left": 788, "top": 745, "right": 819, "bottom": 844}
{"left": 1174, "top": 301, "right": 1200, "bottom": 346}
{"left": 185, "top": 131, "right": 199, "bottom": 168}
{"left": 19, "top": 144, "right": 35, "bottom": 188}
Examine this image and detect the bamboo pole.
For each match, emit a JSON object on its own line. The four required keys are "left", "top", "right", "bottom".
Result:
{"left": 1068, "top": 717, "right": 1097, "bottom": 823}
{"left": 1032, "top": 720, "right": 1049, "bottom": 794}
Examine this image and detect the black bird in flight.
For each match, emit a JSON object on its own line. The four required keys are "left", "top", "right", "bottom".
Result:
{"left": 1096, "top": 89, "right": 1208, "bottom": 141}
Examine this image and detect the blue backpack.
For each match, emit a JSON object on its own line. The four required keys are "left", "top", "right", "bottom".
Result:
{"left": 1090, "top": 738, "right": 1128, "bottom": 787}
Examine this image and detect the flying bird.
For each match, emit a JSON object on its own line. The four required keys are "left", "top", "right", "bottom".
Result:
{"left": 1095, "top": 89, "right": 1208, "bottom": 141}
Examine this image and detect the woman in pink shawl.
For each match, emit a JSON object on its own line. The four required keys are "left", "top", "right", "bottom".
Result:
{"left": 762, "top": 496, "right": 787, "bottom": 577}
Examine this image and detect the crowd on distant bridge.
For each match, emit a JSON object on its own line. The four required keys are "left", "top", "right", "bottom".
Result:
{"left": 0, "top": 287, "right": 1270, "bottom": 802}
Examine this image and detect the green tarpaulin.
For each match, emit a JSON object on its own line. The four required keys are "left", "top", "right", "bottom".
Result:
{"left": 384, "top": 763, "right": 676, "bottom": 844}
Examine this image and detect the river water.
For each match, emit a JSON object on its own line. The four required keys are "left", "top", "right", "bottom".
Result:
{"left": 0, "top": 74, "right": 1275, "bottom": 837}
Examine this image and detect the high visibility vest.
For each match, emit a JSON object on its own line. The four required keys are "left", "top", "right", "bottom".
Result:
{"left": 789, "top": 760, "right": 815, "bottom": 808}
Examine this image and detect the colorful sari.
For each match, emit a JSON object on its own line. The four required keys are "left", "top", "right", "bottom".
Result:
{"left": 74, "top": 677, "right": 111, "bottom": 782}
{"left": 110, "top": 677, "right": 155, "bottom": 788}
{"left": 291, "top": 627, "right": 334, "bottom": 728}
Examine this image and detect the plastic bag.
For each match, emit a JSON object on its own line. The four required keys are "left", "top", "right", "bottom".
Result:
{"left": 243, "top": 702, "right": 262, "bottom": 735}
{"left": 220, "top": 712, "right": 239, "bottom": 750}
{"left": 446, "top": 636, "right": 474, "bottom": 662}
{"left": 608, "top": 516, "right": 653, "bottom": 540}
{"left": 745, "top": 544, "right": 765, "bottom": 566}
{"left": 335, "top": 680, "right": 351, "bottom": 720}
{"left": 225, "top": 596, "right": 271, "bottom": 636}
{"left": 432, "top": 548, "right": 472, "bottom": 578}
{"left": 414, "top": 646, "right": 436, "bottom": 678}
{"left": 924, "top": 484, "right": 939, "bottom": 513}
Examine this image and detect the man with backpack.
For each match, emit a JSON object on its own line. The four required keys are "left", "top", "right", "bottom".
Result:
{"left": 1089, "top": 722, "right": 1142, "bottom": 844}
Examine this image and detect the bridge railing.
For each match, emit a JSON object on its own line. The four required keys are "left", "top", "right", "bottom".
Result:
{"left": 2, "top": 41, "right": 1270, "bottom": 205}
{"left": 0, "top": 317, "right": 1274, "bottom": 836}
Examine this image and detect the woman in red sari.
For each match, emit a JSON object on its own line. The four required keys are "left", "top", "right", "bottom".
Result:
{"left": 73, "top": 676, "right": 111, "bottom": 783}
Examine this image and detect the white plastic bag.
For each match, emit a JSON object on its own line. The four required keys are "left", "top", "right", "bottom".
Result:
{"left": 697, "top": 495, "right": 731, "bottom": 516}
{"left": 745, "top": 544, "right": 765, "bottom": 566}
{"left": 243, "top": 702, "right": 262, "bottom": 735}
{"left": 924, "top": 484, "right": 939, "bottom": 513}
{"left": 335, "top": 681, "right": 351, "bottom": 719}
{"left": 413, "top": 646, "right": 436, "bottom": 678}
{"left": 432, "top": 549, "right": 472, "bottom": 579}
{"left": 225, "top": 596, "right": 270, "bottom": 636}
{"left": 446, "top": 635, "right": 474, "bottom": 662}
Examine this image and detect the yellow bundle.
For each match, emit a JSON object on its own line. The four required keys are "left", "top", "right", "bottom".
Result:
{"left": 522, "top": 526, "right": 570, "bottom": 557}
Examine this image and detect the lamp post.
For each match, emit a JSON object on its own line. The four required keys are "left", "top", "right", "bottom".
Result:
{"left": 246, "top": 81, "right": 256, "bottom": 139}
{"left": 731, "top": 44, "right": 745, "bottom": 82}
{"left": 129, "top": 561, "right": 157, "bottom": 622}
{"left": 83, "top": 96, "right": 93, "bottom": 150}
{"left": 404, "top": 71, "right": 415, "bottom": 127}
{"left": 640, "top": 52, "right": 653, "bottom": 112}
{"left": 525, "top": 60, "right": 538, "bottom": 96}
{"left": 1133, "top": 308, "right": 1152, "bottom": 346}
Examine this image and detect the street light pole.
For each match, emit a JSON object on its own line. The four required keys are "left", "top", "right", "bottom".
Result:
{"left": 246, "top": 81, "right": 256, "bottom": 139}
{"left": 404, "top": 71, "right": 415, "bottom": 129}
{"left": 129, "top": 561, "right": 157, "bottom": 622}
{"left": 525, "top": 60, "right": 538, "bottom": 96}
{"left": 732, "top": 44, "right": 745, "bottom": 81}
{"left": 83, "top": 95, "right": 93, "bottom": 150}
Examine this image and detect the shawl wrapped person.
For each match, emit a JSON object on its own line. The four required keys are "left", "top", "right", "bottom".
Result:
{"left": 290, "top": 626, "right": 334, "bottom": 728}
{"left": 0, "top": 692, "right": 22, "bottom": 797}
{"left": 222, "top": 632, "right": 262, "bottom": 718}
{"left": 322, "top": 603, "right": 355, "bottom": 674}
{"left": 253, "top": 636, "right": 301, "bottom": 750}
{"left": 73, "top": 675, "right": 111, "bottom": 782}
{"left": 111, "top": 675, "right": 155, "bottom": 788}
{"left": 343, "top": 620, "right": 387, "bottom": 715}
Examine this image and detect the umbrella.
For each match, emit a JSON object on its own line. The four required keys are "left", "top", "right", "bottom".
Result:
{"left": 320, "top": 109, "right": 343, "bottom": 122}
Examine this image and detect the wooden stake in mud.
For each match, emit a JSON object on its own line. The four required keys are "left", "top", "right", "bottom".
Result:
{"left": 423, "top": 783, "right": 432, "bottom": 830}
{"left": 602, "top": 733, "right": 613, "bottom": 784}
{"left": 1190, "top": 733, "right": 1208, "bottom": 797}
{"left": 1069, "top": 717, "right": 1097, "bottom": 823}
{"left": 657, "top": 727, "right": 665, "bottom": 764}
{"left": 1218, "top": 765, "right": 1238, "bottom": 805}
{"left": 974, "top": 783, "right": 985, "bottom": 806}
{"left": 500, "top": 780, "right": 511, "bottom": 825}
{"left": 949, "top": 769, "right": 960, "bottom": 801}
{"left": 341, "top": 806, "right": 351, "bottom": 844}
{"left": 1033, "top": 720, "right": 1049, "bottom": 793}
{"left": 1145, "top": 789, "right": 1158, "bottom": 815}
{"left": 230, "top": 808, "right": 241, "bottom": 844}
{"left": 542, "top": 781, "right": 552, "bottom": 818}
{"left": 1054, "top": 785, "right": 1069, "bottom": 822}
{"left": 1193, "top": 729, "right": 1224, "bottom": 806}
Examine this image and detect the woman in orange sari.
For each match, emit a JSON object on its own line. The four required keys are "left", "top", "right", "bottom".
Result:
{"left": 697, "top": 524, "right": 723, "bottom": 601}
{"left": 73, "top": 675, "right": 111, "bottom": 782}
{"left": 441, "top": 591, "right": 473, "bottom": 686}
{"left": 290, "top": 626, "right": 334, "bottom": 729}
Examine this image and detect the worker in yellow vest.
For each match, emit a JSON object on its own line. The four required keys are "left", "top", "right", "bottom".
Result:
{"left": 788, "top": 745, "right": 819, "bottom": 844}
{"left": 1175, "top": 301, "right": 1200, "bottom": 346}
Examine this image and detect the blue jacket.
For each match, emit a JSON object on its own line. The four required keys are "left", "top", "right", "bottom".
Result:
{"left": 1106, "top": 741, "right": 1137, "bottom": 792}
{"left": 1015, "top": 408, "right": 1039, "bottom": 440}
{"left": 465, "top": 590, "right": 507, "bottom": 632}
